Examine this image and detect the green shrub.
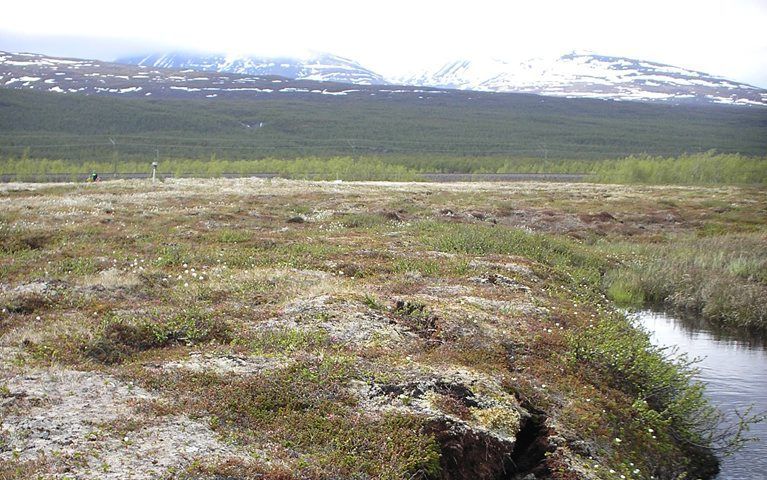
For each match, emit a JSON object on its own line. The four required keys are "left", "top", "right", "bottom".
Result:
{"left": 341, "top": 212, "right": 388, "bottom": 229}
{"left": 249, "top": 328, "right": 331, "bottom": 355}
{"left": 568, "top": 314, "right": 758, "bottom": 464}
{"left": 218, "top": 229, "right": 251, "bottom": 244}
{"left": 592, "top": 151, "right": 767, "bottom": 186}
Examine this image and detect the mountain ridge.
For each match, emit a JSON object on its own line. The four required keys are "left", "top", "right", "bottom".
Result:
{"left": 2, "top": 49, "right": 766, "bottom": 108}
{"left": 114, "top": 50, "right": 767, "bottom": 107}
{"left": 116, "top": 51, "right": 386, "bottom": 85}
{"left": 0, "top": 50, "right": 438, "bottom": 100}
{"left": 396, "top": 52, "right": 766, "bottom": 106}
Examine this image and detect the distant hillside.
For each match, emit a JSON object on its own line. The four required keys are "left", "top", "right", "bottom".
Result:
{"left": 1, "top": 84, "right": 766, "bottom": 163}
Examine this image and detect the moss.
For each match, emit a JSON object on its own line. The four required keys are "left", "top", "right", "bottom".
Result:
{"left": 471, "top": 405, "right": 522, "bottom": 438}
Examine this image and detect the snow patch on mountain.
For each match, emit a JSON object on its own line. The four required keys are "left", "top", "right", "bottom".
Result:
{"left": 116, "top": 52, "right": 386, "bottom": 85}
{"left": 396, "top": 52, "right": 766, "bottom": 106}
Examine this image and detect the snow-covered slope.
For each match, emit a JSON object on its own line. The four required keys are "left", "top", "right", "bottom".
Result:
{"left": 0, "top": 51, "right": 440, "bottom": 99}
{"left": 399, "top": 52, "right": 767, "bottom": 106}
{"left": 117, "top": 52, "right": 386, "bottom": 85}
{"left": 3, "top": 50, "right": 765, "bottom": 107}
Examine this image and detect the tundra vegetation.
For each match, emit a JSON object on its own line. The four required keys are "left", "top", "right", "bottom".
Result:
{"left": 0, "top": 178, "right": 765, "bottom": 479}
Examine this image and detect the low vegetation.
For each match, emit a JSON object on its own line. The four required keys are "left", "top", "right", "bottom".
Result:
{"left": 1, "top": 151, "right": 765, "bottom": 186}
{"left": 592, "top": 152, "right": 767, "bottom": 186}
{"left": 0, "top": 178, "right": 764, "bottom": 479}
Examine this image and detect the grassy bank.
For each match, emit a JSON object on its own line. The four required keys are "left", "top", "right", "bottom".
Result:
{"left": 604, "top": 233, "right": 767, "bottom": 330}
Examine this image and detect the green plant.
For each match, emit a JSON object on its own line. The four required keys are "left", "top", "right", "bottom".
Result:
{"left": 218, "top": 229, "right": 251, "bottom": 244}
{"left": 604, "top": 269, "right": 645, "bottom": 307}
{"left": 249, "top": 328, "right": 331, "bottom": 355}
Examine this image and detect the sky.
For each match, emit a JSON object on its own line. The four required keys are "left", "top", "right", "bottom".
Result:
{"left": 1, "top": 0, "right": 766, "bottom": 87}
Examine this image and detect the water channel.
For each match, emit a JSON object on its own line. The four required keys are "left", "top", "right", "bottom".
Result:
{"left": 632, "top": 311, "right": 767, "bottom": 480}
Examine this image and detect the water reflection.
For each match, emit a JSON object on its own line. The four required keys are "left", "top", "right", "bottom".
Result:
{"left": 655, "top": 311, "right": 767, "bottom": 349}
{"left": 631, "top": 310, "right": 767, "bottom": 480}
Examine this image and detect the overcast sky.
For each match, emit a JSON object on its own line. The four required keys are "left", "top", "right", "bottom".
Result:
{"left": 1, "top": 0, "right": 766, "bottom": 86}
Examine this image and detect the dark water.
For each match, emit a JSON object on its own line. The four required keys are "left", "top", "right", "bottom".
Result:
{"left": 632, "top": 311, "right": 767, "bottom": 480}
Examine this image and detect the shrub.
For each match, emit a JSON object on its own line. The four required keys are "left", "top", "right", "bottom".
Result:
{"left": 0, "top": 231, "right": 53, "bottom": 253}
{"left": 592, "top": 152, "right": 767, "bottom": 186}
{"left": 2, "top": 292, "right": 50, "bottom": 314}
{"left": 568, "top": 314, "right": 761, "bottom": 464}
{"left": 83, "top": 310, "right": 231, "bottom": 364}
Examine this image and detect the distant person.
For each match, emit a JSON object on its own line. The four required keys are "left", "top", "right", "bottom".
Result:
{"left": 89, "top": 172, "right": 99, "bottom": 182}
